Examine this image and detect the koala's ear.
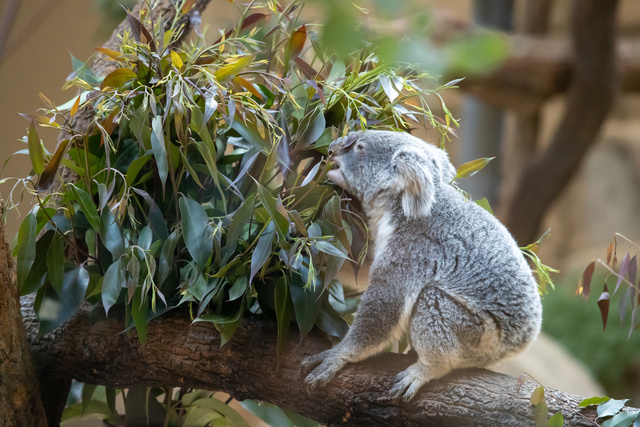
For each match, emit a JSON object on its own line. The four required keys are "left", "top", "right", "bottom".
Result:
{"left": 433, "top": 150, "right": 456, "bottom": 183}
{"left": 392, "top": 149, "right": 436, "bottom": 219}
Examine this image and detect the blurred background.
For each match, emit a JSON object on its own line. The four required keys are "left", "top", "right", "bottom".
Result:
{"left": 1, "top": 0, "right": 639, "bottom": 416}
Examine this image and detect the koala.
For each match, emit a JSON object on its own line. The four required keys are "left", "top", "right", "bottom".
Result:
{"left": 302, "top": 130, "right": 542, "bottom": 401}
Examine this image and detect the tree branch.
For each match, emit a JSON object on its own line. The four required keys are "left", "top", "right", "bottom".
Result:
{"left": 20, "top": 299, "right": 611, "bottom": 426}
{"left": 497, "top": 0, "right": 619, "bottom": 244}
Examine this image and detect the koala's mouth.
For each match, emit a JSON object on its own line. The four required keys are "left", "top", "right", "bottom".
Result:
{"left": 327, "top": 160, "right": 346, "bottom": 189}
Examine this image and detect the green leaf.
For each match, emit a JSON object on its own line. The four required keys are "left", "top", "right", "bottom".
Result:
{"left": 102, "top": 259, "right": 125, "bottom": 316}
{"left": 81, "top": 383, "right": 97, "bottom": 414}
{"left": 598, "top": 398, "right": 629, "bottom": 418}
{"left": 190, "top": 398, "right": 250, "bottom": 427}
{"left": 70, "top": 184, "right": 100, "bottom": 232}
{"left": 546, "top": 412, "right": 564, "bottom": 427}
{"left": 275, "top": 276, "right": 294, "bottom": 361}
{"left": 150, "top": 115, "right": 168, "bottom": 192}
{"left": 255, "top": 180, "right": 289, "bottom": 241}
{"left": 100, "top": 68, "right": 137, "bottom": 89}
{"left": 179, "top": 196, "right": 212, "bottom": 269}
{"left": 316, "top": 301, "right": 349, "bottom": 338}
{"left": 28, "top": 121, "right": 45, "bottom": 175}
{"left": 223, "top": 195, "right": 255, "bottom": 263}
{"left": 602, "top": 411, "right": 640, "bottom": 427}
{"left": 296, "top": 108, "right": 326, "bottom": 148}
{"left": 240, "top": 400, "right": 295, "bottom": 427}
{"left": 40, "top": 265, "right": 91, "bottom": 334}
{"left": 21, "top": 230, "right": 54, "bottom": 295}
{"left": 125, "top": 153, "right": 152, "bottom": 186}
{"left": 475, "top": 197, "right": 494, "bottom": 215}
{"left": 214, "top": 55, "right": 254, "bottom": 82}
{"left": 228, "top": 277, "right": 248, "bottom": 301}
{"left": 289, "top": 272, "right": 322, "bottom": 339}
{"left": 100, "top": 208, "right": 124, "bottom": 259}
{"left": 16, "top": 212, "right": 37, "bottom": 293}
{"left": 131, "top": 288, "right": 148, "bottom": 346}
{"left": 530, "top": 386, "right": 545, "bottom": 406}
{"left": 46, "top": 232, "right": 65, "bottom": 294}
{"left": 249, "top": 223, "right": 276, "bottom": 284}
{"left": 312, "top": 240, "right": 350, "bottom": 260}
{"left": 158, "top": 229, "right": 180, "bottom": 286}
{"left": 534, "top": 402, "right": 548, "bottom": 427}
{"left": 281, "top": 408, "right": 319, "bottom": 427}
{"left": 578, "top": 396, "right": 610, "bottom": 408}
{"left": 454, "top": 157, "right": 494, "bottom": 180}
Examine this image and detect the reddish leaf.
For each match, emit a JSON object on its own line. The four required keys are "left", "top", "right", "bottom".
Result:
{"left": 98, "top": 110, "right": 118, "bottom": 147}
{"left": 94, "top": 47, "right": 124, "bottom": 61}
{"left": 182, "top": 0, "right": 196, "bottom": 13}
{"left": 294, "top": 57, "right": 322, "bottom": 80}
{"left": 606, "top": 240, "right": 614, "bottom": 266}
{"left": 578, "top": 261, "right": 595, "bottom": 301}
{"left": 123, "top": 7, "right": 156, "bottom": 51}
{"left": 232, "top": 76, "right": 263, "bottom": 100}
{"left": 37, "top": 139, "right": 70, "bottom": 190}
{"left": 70, "top": 95, "right": 81, "bottom": 117}
{"left": 628, "top": 255, "right": 637, "bottom": 287}
{"left": 288, "top": 24, "right": 307, "bottom": 58}
{"left": 214, "top": 13, "right": 267, "bottom": 45}
{"left": 614, "top": 252, "right": 630, "bottom": 295}
{"left": 597, "top": 284, "right": 610, "bottom": 331}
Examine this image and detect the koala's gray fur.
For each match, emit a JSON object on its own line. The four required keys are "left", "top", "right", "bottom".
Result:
{"left": 302, "top": 130, "right": 542, "bottom": 401}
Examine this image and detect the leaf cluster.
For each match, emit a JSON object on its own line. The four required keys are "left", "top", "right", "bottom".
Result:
{"left": 9, "top": 0, "right": 457, "bottom": 355}
{"left": 577, "top": 233, "right": 640, "bottom": 337}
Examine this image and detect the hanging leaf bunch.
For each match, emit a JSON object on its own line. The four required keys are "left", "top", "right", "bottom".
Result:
{"left": 9, "top": 0, "right": 458, "bottom": 352}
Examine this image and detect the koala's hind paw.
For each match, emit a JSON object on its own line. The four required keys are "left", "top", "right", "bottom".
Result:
{"left": 389, "top": 363, "right": 430, "bottom": 402}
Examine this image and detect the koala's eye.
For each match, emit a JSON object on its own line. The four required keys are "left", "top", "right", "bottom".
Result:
{"left": 355, "top": 143, "right": 364, "bottom": 152}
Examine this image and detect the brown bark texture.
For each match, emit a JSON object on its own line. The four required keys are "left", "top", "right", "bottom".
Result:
{"left": 20, "top": 299, "right": 611, "bottom": 427}
{"left": 0, "top": 203, "right": 47, "bottom": 427}
{"left": 497, "top": 0, "right": 619, "bottom": 245}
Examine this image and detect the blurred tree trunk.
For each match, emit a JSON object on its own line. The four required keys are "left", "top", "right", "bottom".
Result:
{"left": 458, "top": 0, "right": 513, "bottom": 206}
{"left": 497, "top": 0, "right": 619, "bottom": 244}
{"left": 0, "top": 202, "right": 47, "bottom": 427}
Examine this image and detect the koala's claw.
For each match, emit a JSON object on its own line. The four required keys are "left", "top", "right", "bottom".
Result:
{"left": 388, "top": 364, "right": 430, "bottom": 402}
{"left": 303, "top": 351, "right": 346, "bottom": 391}
{"left": 301, "top": 349, "right": 333, "bottom": 371}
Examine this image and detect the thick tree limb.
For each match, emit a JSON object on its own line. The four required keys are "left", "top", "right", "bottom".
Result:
{"left": 455, "top": 24, "right": 640, "bottom": 114}
{"left": 0, "top": 203, "right": 46, "bottom": 427}
{"left": 497, "top": 0, "right": 619, "bottom": 244}
{"left": 19, "top": 300, "right": 610, "bottom": 426}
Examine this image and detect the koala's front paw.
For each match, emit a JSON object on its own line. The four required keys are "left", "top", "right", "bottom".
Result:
{"left": 301, "top": 349, "right": 333, "bottom": 371}
{"left": 302, "top": 349, "right": 346, "bottom": 390}
{"left": 388, "top": 363, "right": 430, "bottom": 402}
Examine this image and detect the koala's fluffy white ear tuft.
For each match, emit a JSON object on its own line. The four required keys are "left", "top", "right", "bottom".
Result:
{"left": 393, "top": 149, "right": 435, "bottom": 219}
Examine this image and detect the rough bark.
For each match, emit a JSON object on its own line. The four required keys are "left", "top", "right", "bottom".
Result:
{"left": 20, "top": 299, "right": 611, "bottom": 427}
{"left": 0, "top": 203, "right": 47, "bottom": 427}
{"left": 498, "top": 0, "right": 619, "bottom": 245}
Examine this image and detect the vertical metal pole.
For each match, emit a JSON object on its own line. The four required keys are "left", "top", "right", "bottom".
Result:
{"left": 458, "top": 0, "right": 513, "bottom": 206}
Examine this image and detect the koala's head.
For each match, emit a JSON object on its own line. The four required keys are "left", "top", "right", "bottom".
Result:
{"left": 327, "top": 130, "right": 456, "bottom": 219}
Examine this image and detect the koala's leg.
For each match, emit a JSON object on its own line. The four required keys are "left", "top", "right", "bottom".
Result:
{"left": 303, "top": 279, "right": 410, "bottom": 388}
{"left": 390, "top": 286, "right": 490, "bottom": 401}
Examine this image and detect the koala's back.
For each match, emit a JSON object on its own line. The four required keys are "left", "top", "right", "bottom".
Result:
{"left": 372, "top": 184, "right": 542, "bottom": 356}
